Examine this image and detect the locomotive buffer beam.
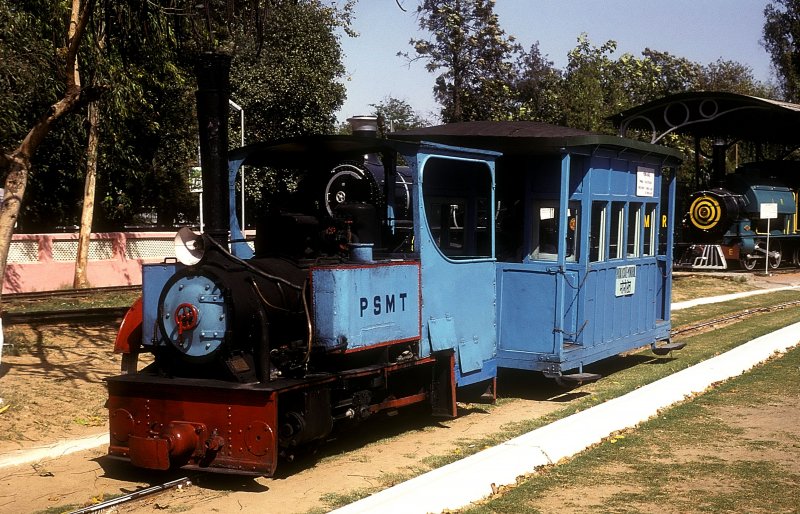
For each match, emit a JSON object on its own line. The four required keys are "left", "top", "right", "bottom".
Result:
{"left": 650, "top": 341, "right": 686, "bottom": 356}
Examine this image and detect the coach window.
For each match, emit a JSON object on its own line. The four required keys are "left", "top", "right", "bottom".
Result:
{"left": 590, "top": 201, "right": 606, "bottom": 262}
{"left": 643, "top": 203, "right": 657, "bottom": 256}
{"left": 422, "top": 158, "right": 492, "bottom": 260}
{"left": 609, "top": 201, "right": 625, "bottom": 260}
{"left": 531, "top": 203, "right": 558, "bottom": 261}
{"left": 531, "top": 201, "right": 580, "bottom": 262}
{"left": 627, "top": 202, "right": 642, "bottom": 258}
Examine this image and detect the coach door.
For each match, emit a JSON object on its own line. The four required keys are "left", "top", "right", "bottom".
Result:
{"left": 417, "top": 151, "right": 499, "bottom": 387}
{"left": 496, "top": 154, "right": 582, "bottom": 369}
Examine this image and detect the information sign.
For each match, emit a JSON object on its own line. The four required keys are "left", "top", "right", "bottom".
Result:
{"left": 189, "top": 166, "right": 203, "bottom": 193}
{"left": 760, "top": 202, "right": 778, "bottom": 219}
{"left": 615, "top": 265, "right": 637, "bottom": 297}
{"left": 636, "top": 167, "right": 655, "bottom": 197}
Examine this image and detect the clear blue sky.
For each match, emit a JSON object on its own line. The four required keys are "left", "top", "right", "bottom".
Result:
{"left": 335, "top": 0, "right": 775, "bottom": 124}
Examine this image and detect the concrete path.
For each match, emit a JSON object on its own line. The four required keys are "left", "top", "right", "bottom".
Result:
{"left": 0, "top": 433, "right": 107, "bottom": 470}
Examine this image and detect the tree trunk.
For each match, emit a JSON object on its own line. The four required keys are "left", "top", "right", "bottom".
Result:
{"left": 0, "top": 0, "right": 95, "bottom": 299}
{"left": 74, "top": 101, "right": 100, "bottom": 288}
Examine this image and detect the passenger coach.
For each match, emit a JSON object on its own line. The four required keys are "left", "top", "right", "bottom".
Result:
{"left": 393, "top": 122, "right": 684, "bottom": 384}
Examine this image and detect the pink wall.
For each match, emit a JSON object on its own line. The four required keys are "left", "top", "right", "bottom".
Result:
{"left": 3, "top": 232, "right": 176, "bottom": 294}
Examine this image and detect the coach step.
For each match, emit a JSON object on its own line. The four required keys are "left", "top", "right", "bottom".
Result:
{"left": 651, "top": 342, "right": 686, "bottom": 356}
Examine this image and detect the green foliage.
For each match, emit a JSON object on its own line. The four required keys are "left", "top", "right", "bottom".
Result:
{"left": 512, "top": 42, "right": 563, "bottom": 124}
{"left": 0, "top": 2, "right": 64, "bottom": 144}
{"left": 370, "top": 96, "right": 430, "bottom": 132}
{"left": 230, "top": 0, "right": 350, "bottom": 141}
{"left": 1, "top": 0, "right": 353, "bottom": 231}
{"left": 404, "top": 0, "right": 521, "bottom": 122}
{"left": 763, "top": 0, "right": 800, "bottom": 101}
{"left": 228, "top": 0, "right": 353, "bottom": 223}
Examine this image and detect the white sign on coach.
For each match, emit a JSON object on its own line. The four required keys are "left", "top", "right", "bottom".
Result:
{"left": 636, "top": 167, "right": 655, "bottom": 197}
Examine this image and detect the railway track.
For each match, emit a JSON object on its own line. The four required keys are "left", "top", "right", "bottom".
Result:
{"left": 671, "top": 299, "right": 800, "bottom": 337}
{"left": 2, "top": 306, "right": 129, "bottom": 325}
{"left": 69, "top": 477, "right": 192, "bottom": 514}
{"left": 2, "top": 285, "right": 137, "bottom": 325}
{"left": 2, "top": 285, "right": 139, "bottom": 303}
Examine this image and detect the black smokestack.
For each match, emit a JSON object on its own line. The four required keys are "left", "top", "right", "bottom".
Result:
{"left": 195, "top": 52, "right": 232, "bottom": 246}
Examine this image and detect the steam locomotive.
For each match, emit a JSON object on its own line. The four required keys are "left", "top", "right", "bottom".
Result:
{"left": 106, "top": 60, "right": 684, "bottom": 476}
{"left": 675, "top": 161, "right": 800, "bottom": 270}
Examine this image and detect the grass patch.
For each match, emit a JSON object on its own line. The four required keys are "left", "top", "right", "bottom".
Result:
{"left": 671, "top": 273, "right": 757, "bottom": 303}
{"left": 671, "top": 289, "right": 800, "bottom": 328}
{"left": 464, "top": 346, "right": 800, "bottom": 513}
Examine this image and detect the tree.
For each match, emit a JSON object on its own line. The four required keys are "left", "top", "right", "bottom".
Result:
{"left": 0, "top": 0, "right": 100, "bottom": 294}
{"left": 700, "top": 58, "right": 778, "bottom": 97}
{"left": 370, "top": 97, "right": 430, "bottom": 132}
{"left": 402, "top": 0, "right": 521, "bottom": 122}
{"left": 559, "top": 34, "right": 618, "bottom": 132}
{"left": 763, "top": 0, "right": 800, "bottom": 101}
{"left": 0, "top": 0, "right": 355, "bottom": 292}
{"left": 512, "top": 42, "right": 563, "bottom": 124}
{"left": 231, "top": 1, "right": 352, "bottom": 142}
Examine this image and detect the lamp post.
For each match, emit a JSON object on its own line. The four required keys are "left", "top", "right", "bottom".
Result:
{"left": 228, "top": 98, "right": 245, "bottom": 230}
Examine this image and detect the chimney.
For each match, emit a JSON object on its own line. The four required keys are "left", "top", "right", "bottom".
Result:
{"left": 347, "top": 116, "right": 378, "bottom": 137}
{"left": 195, "top": 52, "right": 232, "bottom": 246}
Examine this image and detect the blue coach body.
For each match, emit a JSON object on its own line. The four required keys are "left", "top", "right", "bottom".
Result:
{"left": 393, "top": 122, "right": 683, "bottom": 379}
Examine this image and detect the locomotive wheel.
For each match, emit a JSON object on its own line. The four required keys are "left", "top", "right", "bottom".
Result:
{"left": 740, "top": 253, "right": 758, "bottom": 271}
{"left": 740, "top": 240, "right": 782, "bottom": 270}
{"left": 769, "top": 240, "right": 782, "bottom": 269}
{"left": 793, "top": 247, "right": 800, "bottom": 268}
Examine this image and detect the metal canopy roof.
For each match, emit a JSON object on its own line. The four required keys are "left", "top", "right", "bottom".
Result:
{"left": 610, "top": 91, "right": 800, "bottom": 145}
{"left": 391, "top": 120, "right": 683, "bottom": 163}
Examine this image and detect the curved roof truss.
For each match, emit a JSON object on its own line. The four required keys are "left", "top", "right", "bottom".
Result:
{"left": 611, "top": 92, "right": 800, "bottom": 145}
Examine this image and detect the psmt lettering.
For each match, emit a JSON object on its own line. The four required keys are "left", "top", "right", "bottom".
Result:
{"left": 360, "top": 293, "right": 408, "bottom": 317}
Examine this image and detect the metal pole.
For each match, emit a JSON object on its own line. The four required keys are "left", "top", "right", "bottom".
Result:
{"left": 765, "top": 218, "right": 770, "bottom": 276}
{"left": 228, "top": 99, "right": 245, "bottom": 230}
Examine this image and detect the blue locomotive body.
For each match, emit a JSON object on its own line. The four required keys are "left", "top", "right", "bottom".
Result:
{"left": 109, "top": 120, "right": 682, "bottom": 476}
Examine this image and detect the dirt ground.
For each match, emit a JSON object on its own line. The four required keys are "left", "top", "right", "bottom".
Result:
{"left": 0, "top": 272, "right": 799, "bottom": 513}
{"left": 0, "top": 321, "right": 570, "bottom": 514}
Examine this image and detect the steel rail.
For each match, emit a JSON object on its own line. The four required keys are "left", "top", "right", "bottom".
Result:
{"left": 68, "top": 477, "right": 192, "bottom": 514}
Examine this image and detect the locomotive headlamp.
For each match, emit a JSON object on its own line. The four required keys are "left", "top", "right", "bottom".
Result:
{"left": 174, "top": 227, "right": 205, "bottom": 265}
